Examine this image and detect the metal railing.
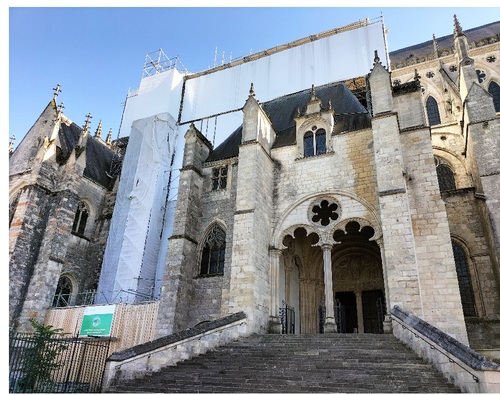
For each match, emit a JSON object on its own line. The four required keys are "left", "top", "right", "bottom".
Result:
{"left": 279, "top": 301, "right": 295, "bottom": 334}
{"left": 334, "top": 299, "right": 344, "bottom": 333}
{"left": 52, "top": 288, "right": 159, "bottom": 308}
{"left": 9, "top": 331, "right": 111, "bottom": 393}
{"left": 319, "top": 300, "right": 343, "bottom": 333}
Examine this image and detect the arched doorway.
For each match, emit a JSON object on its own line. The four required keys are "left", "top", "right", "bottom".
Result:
{"left": 278, "top": 221, "right": 385, "bottom": 334}
{"left": 332, "top": 221, "right": 385, "bottom": 334}
{"left": 270, "top": 193, "right": 385, "bottom": 335}
{"left": 282, "top": 227, "right": 323, "bottom": 334}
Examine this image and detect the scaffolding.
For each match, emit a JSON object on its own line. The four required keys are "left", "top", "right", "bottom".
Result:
{"left": 142, "top": 49, "right": 188, "bottom": 79}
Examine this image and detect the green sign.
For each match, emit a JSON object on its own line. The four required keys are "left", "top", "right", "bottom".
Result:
{"left": 80, "top": 305, "right": 115, "bottom": 337}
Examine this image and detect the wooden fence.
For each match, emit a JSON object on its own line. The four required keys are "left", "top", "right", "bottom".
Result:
{"left": 44, "top": 301, "right": 159, "bottom": 356}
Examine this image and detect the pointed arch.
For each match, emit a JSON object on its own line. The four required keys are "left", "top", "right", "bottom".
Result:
{"left": 434, "top": 157, "right": 456, "bottom": 193}
{"left": 488, "top": 81, "right": 500, "bottom": 112}
{"left": 451, "top": 240, "right": 477, "bottom": 317}
{"left": 199, "top": 222, "right": 227, "bottom": 276}
{"left": 52, "top": 274, "right": 76, "bottom": 307}
{"left": 426, "top": 96, "right": 441, "bottom": 126}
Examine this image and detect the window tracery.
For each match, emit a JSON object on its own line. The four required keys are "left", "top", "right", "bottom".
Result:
{"left": 451, "top": 242, "right": 477, "bottom": 317}
{"left": 435, "top": 157, "right": 456, "bottom": 193}
{"left": 200, "top": 224, "right": 226, "bottom": 276}
{"left": 476, "top": 69, "right": 486, "bottom": 83}
{"left": 311, "top": 200, "right": 339, "bottom": 226}
{"left": 303, "top": 126, "right": 326, "bottom": 157}
{"left": 212, "top": 165, "right": 228, "bottom": 191}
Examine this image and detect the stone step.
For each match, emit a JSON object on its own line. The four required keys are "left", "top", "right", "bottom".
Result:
{"left": 106, "top": 334, "right": 461, "bottom": 393}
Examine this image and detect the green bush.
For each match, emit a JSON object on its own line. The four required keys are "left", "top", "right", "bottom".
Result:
{"left": 15, "top": 319, "right": 68, "bottom": 392}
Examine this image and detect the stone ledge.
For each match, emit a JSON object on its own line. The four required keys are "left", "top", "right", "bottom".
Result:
{"left": 392, "top": 305, "right": 500, "bottom": 371}
{"left": 108, "top": 311, "right": 246, "bottom": 362}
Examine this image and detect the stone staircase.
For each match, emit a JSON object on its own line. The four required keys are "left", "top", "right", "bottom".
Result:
{"left": 106, "top": 333, "right": 461, "bottom": 393}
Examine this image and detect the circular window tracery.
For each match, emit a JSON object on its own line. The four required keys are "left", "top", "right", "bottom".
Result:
{"left": 311, "top": 199, "right": 339, "bottom": 226}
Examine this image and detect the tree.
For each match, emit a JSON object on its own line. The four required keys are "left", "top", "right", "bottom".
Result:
{"left": 12, "top": 319, "right": 68, "bottom": 393}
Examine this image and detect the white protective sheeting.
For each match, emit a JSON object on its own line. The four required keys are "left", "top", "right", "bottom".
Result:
{"left": 180, "top": 21, "right": 387, "bottom": 137}
{"left": 118, "top": 69, "right": 185, "bottom": 138}
{"left": 96, "top": 112, "right": 178, "bottom": 303}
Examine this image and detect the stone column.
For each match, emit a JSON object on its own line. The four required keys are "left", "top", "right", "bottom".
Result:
{"left": 355, "top": 291, "right": 363, "bottom": 334}
{"left": 322, "top": 244, "right": 337, "bottom": 333}
{"left": 269, "top": 249, "right": 283, "bottom": 334}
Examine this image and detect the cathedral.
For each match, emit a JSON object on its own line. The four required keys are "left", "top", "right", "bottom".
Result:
{"left": 9, "top": 15, "right": 500, "bottom": 360}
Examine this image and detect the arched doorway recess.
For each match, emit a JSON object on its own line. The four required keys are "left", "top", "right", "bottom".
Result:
{"left": 282, "top": 227, "right": 323, "bottom": 334}
{"left": 332, "top": 221, "right": 385, "bottom": 334}
{"left": 270, "top": 193, "right": 385, "bottom": 334}
{"left": 277, "top": 220, "right": 385, "bottom": 334}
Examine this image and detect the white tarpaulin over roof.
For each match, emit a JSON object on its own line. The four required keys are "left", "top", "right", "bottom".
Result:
{"left": 180, "top": 20, "right": 387, "bottom": 130}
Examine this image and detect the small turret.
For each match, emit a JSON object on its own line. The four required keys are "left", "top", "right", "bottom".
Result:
{"left": 106, "top": 128, "right": 113, "bottom": 145}
{"left": 242, "top": 83, "right": 275, "bottom": 151}
{"left": 368, "top": 50, "right": 393, "bottom": 116}
{"left": 95, "top": 119, "right": 103, "bottom": 140}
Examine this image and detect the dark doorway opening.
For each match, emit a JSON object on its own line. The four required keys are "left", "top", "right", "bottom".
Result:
{"left": 362, "top": 289, "right": 385, "bottom": 334}
{"left": 335, "top": 292, "right": 358, "bottom": 333}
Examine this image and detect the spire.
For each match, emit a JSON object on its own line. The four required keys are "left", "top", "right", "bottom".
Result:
{"left": 304, "top": 84, "right": 322, "bottom": 115}
{"left": 83, "top": 113, "right": 92, "bottom": 134}
{"left": 432, "top": 34, "right": 439, "bottom": 57}
{"left": 453, "top": 14, "right": 464, "bottom": 38}
{"left": 249, "top": 82, "right": 255, "bottom": 97}
{"left": 373, "top": 50, "right": 381, "bottom": 65}
{"left": 106, "top": 128, "right": 113, "bottom": 144}
{"left": 310, "top": 84, "right": 317, "bottom": 100}
{"left": 52, "top": 84, "right": 62, "bottom": 101}
{"left": 95, "top": 119, "right": 102, "bottom": 139}
{"left": 453, "top": 14, "right": 473, "bottom": 70}
{"left": 57, "top": 102, "right": 65, "bottom": 115}
{"left": 413, "top": 69, "right": 421, "bottom": 82}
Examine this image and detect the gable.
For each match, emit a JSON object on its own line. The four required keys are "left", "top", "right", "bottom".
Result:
{"left": 206, "top": 82, "right": 371, "bottom": 163}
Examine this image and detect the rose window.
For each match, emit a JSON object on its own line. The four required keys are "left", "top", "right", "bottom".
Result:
{"left": 311, "top": 200, "right": 339, "bottom": 226}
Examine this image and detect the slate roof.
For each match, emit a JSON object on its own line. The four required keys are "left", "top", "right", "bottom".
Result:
{"left": 389, "top": 21, "right": 500, "bottom": 64}
{"left": 83, "top": 137, "right": 119, "bottom": 190}
{"left": 206, "top": 82, "right": 371, "bottom": 163}
{"left": 57, "top": 121, "right": 119, "bottom": 190}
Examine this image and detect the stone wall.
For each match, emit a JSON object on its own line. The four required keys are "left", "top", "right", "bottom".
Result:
{"left": 401, "top": 126, "right": 468, "bottom": 342}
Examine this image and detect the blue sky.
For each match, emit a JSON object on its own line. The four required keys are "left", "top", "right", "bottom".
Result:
{"left": 7, "top": 5, "right": 500, "bottom": 150}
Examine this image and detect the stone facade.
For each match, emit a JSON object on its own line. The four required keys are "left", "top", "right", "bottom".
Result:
{"left": 9, "top": 99, "right": 122, "bottom": 331}
{"left": 156, "top": 18, "right": 500, "bottom": 351}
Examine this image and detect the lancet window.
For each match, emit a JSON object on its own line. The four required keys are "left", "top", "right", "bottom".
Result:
{"left": 72, "top": 201, "right": 89, "bottom": 236}
{"left": 435, "top": 157, "right": 456, "bottom": 193}
{"left": 426, "top": 96, "right": 441, "bottom": 126}
{"left": 200, "top": 224, "right": 226, "bottom": 276}
{"left": 451, "top": 242, "right": 477, "bottom": 317}
{"left": 488, "top": 81, "right": 500, "bottom": 112}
